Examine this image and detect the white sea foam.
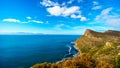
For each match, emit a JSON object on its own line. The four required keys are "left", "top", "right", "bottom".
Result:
{"left": 68, "top": 45, "right": 72, "bottom": 54}
{"left": 57, "top": 42, "right": 79, "bottom": 64}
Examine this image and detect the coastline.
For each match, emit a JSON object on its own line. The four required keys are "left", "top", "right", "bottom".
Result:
{"left": 56, "top": 41, "right": 80, "bottom": 64}
{"left": 32, "top": 30, "right": 120, "bottom": 68}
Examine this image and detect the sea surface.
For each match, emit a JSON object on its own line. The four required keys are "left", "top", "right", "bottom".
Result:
{"left": 0, "top": 35, "right": 80, "bottom": 68}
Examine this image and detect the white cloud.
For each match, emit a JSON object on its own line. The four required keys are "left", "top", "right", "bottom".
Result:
{"left": 30, "top": 20, "right": 43, "bottom": 24}
{"left": 71, "top": 14, "right": 82, "bottom": 18}
{"left": 55, "top": 24, "right": 70, "bottom": 30}
{"left": 47, "top": 6, "right": 87, "bottom": 21}
{"left": 71, "top": 14, "right": 87, "bottom": 21}
{"left": 67, "top": 0, "right": 74, "bottom": 4}
{"left": 101, "top": 8, "right": 112, "bottom": 15}
{"left": 61, "top": 2, "right": 66, "bottom": 6}
{"left": 2, "top": 18, "right": 44, "bottom": 24}
{"left": 93, "top": 1, "right": 99, "bottom": 5}
{"left": 95, "top": 7, "right": 120, "bottom": 28}
{"left": 47, "top": 6, "right": 80, "bottom": 16}
{"left": 22, "top": 20, "right": 44, "bottom": 24}
{"left": 26, "top": 16, "right": 31, "bottom": 19}
{"left": 40, "top": 0, "right": 59, "bottom": 7}
{"left": 106, "top": 18, "right": 120, "bottom": 27}
{"left": 92, "top": 1, "right": 102, "bottom": 10}
{"left": 62, "top": 6, "right": 80, "bottom": 16}
{"left": 3, "top": 18, "right": 20, "bottom": 22}
{"left": 95, "top": 7, "right": 112, "bottom": 20}
{"left": 55, "top": 24, "right": 65, "bottom": 30}
{"left": 80, "top": 17, "right": 87, "bottom": 21}
{"left": 92, "top": 6, "right": 102, "bottom": 10}
{"left": 47, "top": 6, "right": 65, "bottom": 16}
{"left": 41, "top": 0, "right": 87, "bottom": 21}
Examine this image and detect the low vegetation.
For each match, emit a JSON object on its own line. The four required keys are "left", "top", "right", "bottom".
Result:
{"left": 33, "top": 29, "right": 120, "bottom": 68}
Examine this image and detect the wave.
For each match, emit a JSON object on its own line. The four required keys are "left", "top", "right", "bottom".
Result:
{"left": 68, "top": 45, "right": 72, "bottom": 54}
{"left": 63, "top": 45, "right": 72, "bottom": 58}
{"left": 57, "top": 41, "right": 78, "bottom": 64}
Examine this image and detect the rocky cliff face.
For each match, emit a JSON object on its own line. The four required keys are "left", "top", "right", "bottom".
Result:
{"left": 33, "top": 29, "right": 120, "bottom": 68}
{"left": 75, "top": 29, "right": 120, "bottom": 65}
{"left": 84, "top": 29, "right": 102, "bottom": 37}
{"left": 84, "top": 29, "right": 120, "bottom": 39}
{"left": 75, "top": 29, "right": 120, "bottom": 52}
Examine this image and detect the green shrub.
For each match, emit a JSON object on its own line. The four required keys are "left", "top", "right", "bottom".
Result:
{"left": 115, "top": 54, "right": 120, "bottom": 68}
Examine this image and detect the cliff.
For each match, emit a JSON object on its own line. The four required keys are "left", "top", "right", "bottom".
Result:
{"left": 75, "top": 29, "right": 120, "bottom": 52}
{"left": 75, "top": 29, "right": 120, "bottom": 68}
{"left": 32, "top": 29, "right": 120, "bottom": 68}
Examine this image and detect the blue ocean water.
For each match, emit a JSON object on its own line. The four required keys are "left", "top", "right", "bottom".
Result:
{"left": 0, "top": 35, "right": 80, "bottom": 68}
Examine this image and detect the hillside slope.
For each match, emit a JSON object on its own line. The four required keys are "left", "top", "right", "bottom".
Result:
{"left": 75, "top": 29, "right": 120, "bottom": 68}
{"left": 33, "top": 29, "right": 120, "bottom": 68}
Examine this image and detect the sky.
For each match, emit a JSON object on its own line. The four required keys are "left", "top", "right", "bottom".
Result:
{"left": 0, "top": 0, "right": 120, "bottom": 34}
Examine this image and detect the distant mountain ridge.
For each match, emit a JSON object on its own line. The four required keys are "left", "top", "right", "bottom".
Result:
{"left": 0, "top": 32, "right": 44, "bottom": 35}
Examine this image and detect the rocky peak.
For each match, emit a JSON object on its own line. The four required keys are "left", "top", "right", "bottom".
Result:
{"left": 84, "top": 29, "right": 120, "bottom": 37}
{"left": 84, "top": 29, "right": 102, "bottom": 38}
{"left": 84, "top": 29, "right": 96, "bottom": 36}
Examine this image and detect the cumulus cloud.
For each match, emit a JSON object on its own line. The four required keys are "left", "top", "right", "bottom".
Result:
{"left": 71, "top": 14, "right": 87, "bottom": 21}
{"left": 71, "top": 14, "right": 82, "bottom": 18}
{"left": 47, "top": 6, "right": 65, "bottom": 16}
{"left": 47, "top": 6, "right": 80, "bottom": 16}
{"left": 80, "top": 17, "right": 87, "bottom": 21}
{"left": 62, "top": 6, "right": 80, "bottom": 16}
{"left": 40, "top": 0, "right": 87, "bottom": 21}
{"left": 3, "top": 18, "right": 20, "bottom": 22}
{"left": 40, "top": 0, "right": 59, "bottom": 7}
{"left": 95, "top": 7, "right": 120, "bottom": 28}
{"left": 47, "top": 6, "right": 87, "bottom": 21}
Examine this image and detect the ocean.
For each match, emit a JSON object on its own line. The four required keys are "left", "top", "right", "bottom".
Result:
{"left": 0, "top": 35, "right": 80, "bottom": 68}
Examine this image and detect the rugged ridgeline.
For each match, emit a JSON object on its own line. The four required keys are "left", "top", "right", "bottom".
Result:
{"left": 75, "top": 29, "right": 120, "bottom": 68}
{"left": 75, "top": 29, "right": 120, "bottom": 50}
{"left": 33, "top": 29, "right": 120, "bottom": 68}
{"left": 75, "top": 29, "right": 120, "bottom": 52}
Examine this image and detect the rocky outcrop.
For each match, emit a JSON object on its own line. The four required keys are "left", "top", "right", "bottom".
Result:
{"left": 75, "top": 29, "right": 120, "bottom": 52}
{"left": 84, "top": 29, "right": 120, "bottom": 39}
{"left": 33, "top": 29, "right": 120, "bottom": 68}
{"left": 104, "top": 30, "right": 120, "bottom": 36}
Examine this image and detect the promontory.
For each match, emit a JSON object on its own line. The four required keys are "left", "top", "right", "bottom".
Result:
{"left": 33, "top": 29, "right": 120, "bottom": 68}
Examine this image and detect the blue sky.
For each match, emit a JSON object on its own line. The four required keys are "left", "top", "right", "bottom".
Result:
{"left": 0, "top": 0, "right": 120, "bottom": 34}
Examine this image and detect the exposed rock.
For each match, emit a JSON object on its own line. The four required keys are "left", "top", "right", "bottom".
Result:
{"left": 75, "top": 29, "right": 120, "bottom": 52}
{"left": 84, "top": 29, "right": 120, "bottom": 38}
{"left": 104, "top": 30, "right": 120, "bottom": 36}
